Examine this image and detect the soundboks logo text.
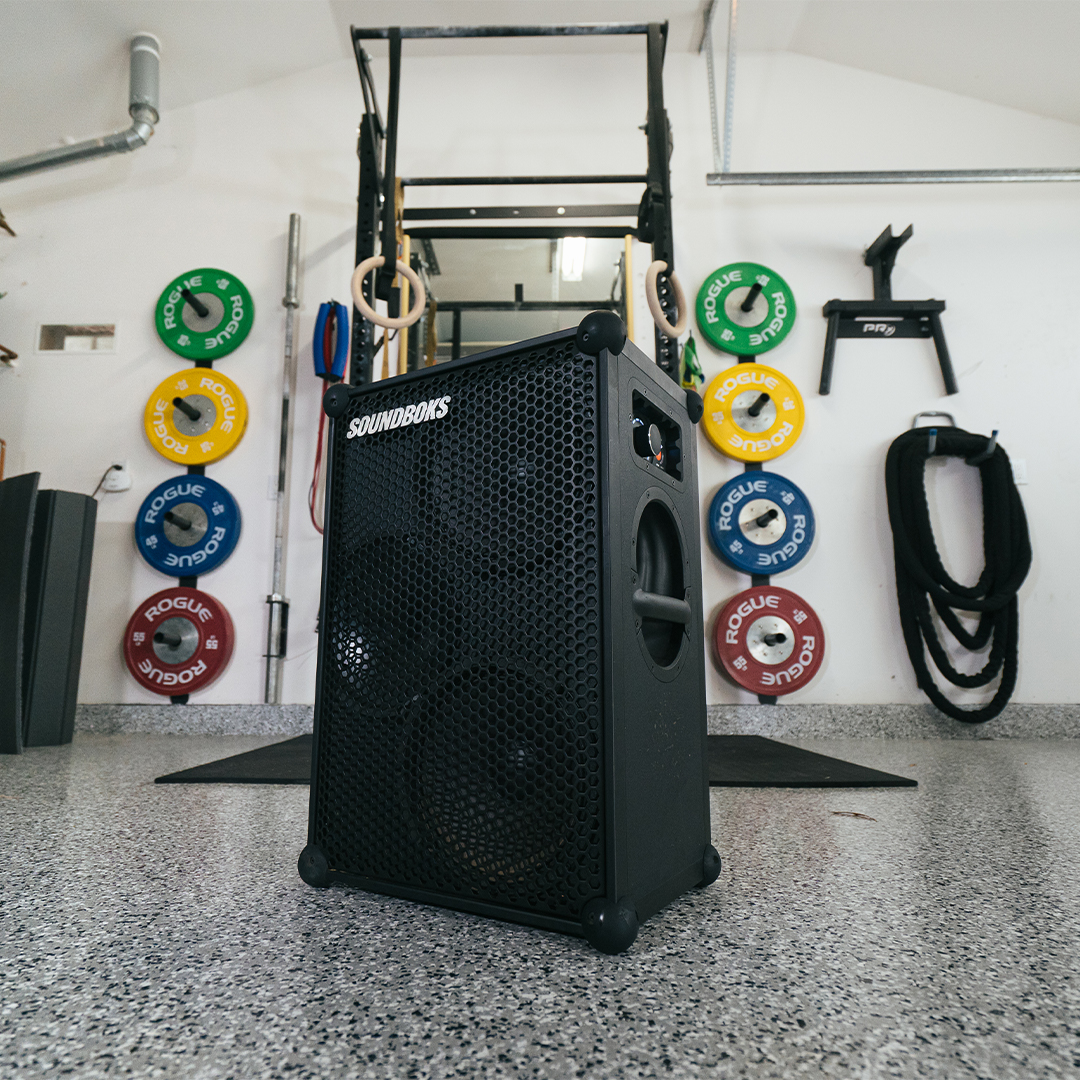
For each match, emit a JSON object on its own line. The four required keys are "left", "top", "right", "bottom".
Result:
{"left": 346, "top": 395, "right": 451, "bottom": 439}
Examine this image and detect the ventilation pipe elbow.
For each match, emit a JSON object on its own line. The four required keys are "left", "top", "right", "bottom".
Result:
{"left": 0, "top": 33, "right": 161, "bottom": 182}
{"left": 125, "top": 32, "right": 160, "bottom": 146}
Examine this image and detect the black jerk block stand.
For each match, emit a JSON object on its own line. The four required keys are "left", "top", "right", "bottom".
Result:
{"left": 820, "top": 224, "right": 958, "bottom": 396}
{"left": 347, "top": 22, "right": 682, "bottom": 387}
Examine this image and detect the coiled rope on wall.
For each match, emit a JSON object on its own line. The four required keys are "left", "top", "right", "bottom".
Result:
{"left": 885, "top": 426, "right": 1031, "bottom": 723}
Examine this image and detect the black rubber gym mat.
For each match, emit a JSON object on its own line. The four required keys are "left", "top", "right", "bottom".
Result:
{"left": 708, "top": 735, "right": 917, "bottom": 788}
{"left": 155, "top": 734, "right": 312, "bottom": 784}
{"left": 154, "top": 733, "right": 916, "bottom": 788}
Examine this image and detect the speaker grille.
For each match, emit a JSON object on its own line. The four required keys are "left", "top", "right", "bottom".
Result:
{"left": 313, "top": 337, "right": 605, "bottom": 919}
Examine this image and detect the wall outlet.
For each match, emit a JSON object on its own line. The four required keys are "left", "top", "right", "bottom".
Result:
{"left": 1011, "top": 458, "right": 1028, "bottom": 485}
{"left": 102, "top": 461, "right": 132, "bottom": 492}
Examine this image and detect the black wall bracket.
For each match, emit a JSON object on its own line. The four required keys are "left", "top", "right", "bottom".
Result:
{"left": 732, "top": 355, "right": 777, "bottom": 707}
{"left": 819, "top": 225, "right": 958, "bottom": 396}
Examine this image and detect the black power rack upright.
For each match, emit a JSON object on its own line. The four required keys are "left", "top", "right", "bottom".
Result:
{"left": 348, "top": 22, "right": 679, "bottom": 384}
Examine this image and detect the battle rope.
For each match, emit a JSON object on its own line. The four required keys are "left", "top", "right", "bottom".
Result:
{"left": 885, "top": 425, "right": 1031, "bottom": 723}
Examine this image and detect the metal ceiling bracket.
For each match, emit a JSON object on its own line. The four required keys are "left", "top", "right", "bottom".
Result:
{"left": 701, "top": 3, "right": 1080, "bottom": 188}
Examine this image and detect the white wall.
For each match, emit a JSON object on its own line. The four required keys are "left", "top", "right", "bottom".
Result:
{"left": 1, "top": 45, "right": 1078, "bottom": 707}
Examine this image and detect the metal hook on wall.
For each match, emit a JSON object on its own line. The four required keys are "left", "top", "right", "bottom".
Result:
{"left": 966, "top": 430, "right": 1000, "bottom": 465}
{"left": 911, "top": 410, "right": 955, "bottom": 455}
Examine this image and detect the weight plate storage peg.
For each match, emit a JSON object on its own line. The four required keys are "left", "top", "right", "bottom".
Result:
{"left": 702, "top": 363, "right": 805, "bottom": 462}
{"left": 144, "top": 368, "right": 248, "bottom": 465}
{"left": 155, "top": 268, "right": 254, "bottom": 361}
{"left": 715, "top": 586, "right": 825, "bottom": 696}
{"left": 709, "top": 472, "right": 815, "bottom": 575}
{"left": 696, "top": 262, "right": 796, "bottom": 355}
{"left": 123, "top": 586, "right": 235, "bottom": 695}
{"left": 135, "top": 474, "right": 241, "bottom": 576}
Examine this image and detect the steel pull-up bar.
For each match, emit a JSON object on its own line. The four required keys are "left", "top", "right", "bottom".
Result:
{"left": 352, "top": 24, "right": 656, "bottom": 40}
{"left": 401, "top": 175, "right": 648, "bottom": 187}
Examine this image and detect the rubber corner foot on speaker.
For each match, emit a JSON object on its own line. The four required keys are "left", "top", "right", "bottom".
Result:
{"left": 699, "top": 845, "right": 722, "bottom": 887}
{"left": 323, "top": 382, "right": 352, "bottom": 419}
{"left": 581, "top": 895, "right": 639, "bottom": 954}
{"left": 298, "top": 845, "right": 331, "bottom": 888}
{"left": 685, "top": 389, "right": 704, "bottom": 424}
{"left": 576, "top": 311, "right": 626, "bottom": 357}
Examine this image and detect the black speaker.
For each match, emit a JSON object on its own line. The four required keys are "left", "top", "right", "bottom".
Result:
{"left": 22, "top": 490, "right": 97, "bottom": 747}
{"left": 0, "top": 475, "right": 96, "bottom": 754}
{"left": 300, "top": 313, "right": 719, "bottom": 953}
{"left": 0, "top": 472, "right": 39, "bottom": 755}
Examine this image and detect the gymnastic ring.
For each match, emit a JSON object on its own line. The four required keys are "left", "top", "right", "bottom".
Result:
{"left": 350, "top": 256, "right": 426, "bottom": 330}
{"left": 645, "top": 261, "right": 687, "bottom": 338}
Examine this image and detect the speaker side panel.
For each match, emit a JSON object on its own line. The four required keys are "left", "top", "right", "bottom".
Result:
{"left": 0, "top": 472, "right": 40, "bottom": 755}
{"left": 23, "top": 491, "right": 96, "bottom": 747}
{"left": 309, "top": 337, "right": 607, "bottom": 927}
{"left": 602, "top": 347, "right": 711, "bottom": 921}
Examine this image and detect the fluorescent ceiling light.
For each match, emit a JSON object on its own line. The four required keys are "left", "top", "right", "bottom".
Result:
{"left": 561, "top": 237, "right": 587, "bottom": 282}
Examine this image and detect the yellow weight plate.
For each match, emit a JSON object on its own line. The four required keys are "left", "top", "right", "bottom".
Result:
{"left": 144, "top": 369, "right": 248, "bottom": 465}
{"left": 702, "top": 363, "right": 804, "bottom": 462}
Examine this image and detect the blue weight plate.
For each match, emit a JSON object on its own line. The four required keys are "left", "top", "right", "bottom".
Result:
{"left": 708, "top": 471, "right": 815, "bottom": 575}
{"left": 135, "top": 474, "right": 241, "bottom": 576}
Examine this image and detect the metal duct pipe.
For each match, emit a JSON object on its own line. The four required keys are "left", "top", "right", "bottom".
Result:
{"left": 707, "top": 169, "right": 1080, "bottom": 185}
{"left": 0, "top": 34, "right": 160, "bottom": 183}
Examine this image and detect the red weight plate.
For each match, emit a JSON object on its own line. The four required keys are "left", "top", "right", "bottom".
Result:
{"left": 123, "top": 587, "right": 235, "bottom": 696}
{"left": 714, "top": 585, "right": 824, "bottom": 696}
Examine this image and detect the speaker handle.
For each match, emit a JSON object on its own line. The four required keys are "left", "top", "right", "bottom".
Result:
{"left": 632, "top": 589, "right": 691, "bottom": 625}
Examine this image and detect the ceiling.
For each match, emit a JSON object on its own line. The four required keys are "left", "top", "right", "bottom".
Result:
{"left": 2, "top": 1, "right": 1080, "bottom": 161}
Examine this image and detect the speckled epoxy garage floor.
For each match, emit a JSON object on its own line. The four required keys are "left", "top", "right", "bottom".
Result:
{"left": 2, "top": 735, "right": 1079, "bottom": 1079}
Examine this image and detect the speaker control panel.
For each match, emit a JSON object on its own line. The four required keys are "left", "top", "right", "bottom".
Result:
{"left": 631, "top": 390, "right": 682, "bottom": 481}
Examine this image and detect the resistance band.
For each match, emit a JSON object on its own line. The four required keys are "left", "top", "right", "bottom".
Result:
{"left": 310, "top": 302, "right": 349, "bottom": 534}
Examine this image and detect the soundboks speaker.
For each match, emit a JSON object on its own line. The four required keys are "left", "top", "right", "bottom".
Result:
{"left": 299, "top": 312, "right": 720, "bottom": 954}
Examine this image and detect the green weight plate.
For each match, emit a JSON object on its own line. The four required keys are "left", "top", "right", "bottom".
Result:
{"left": 155, "top": 268, "right": 254, "bottom": 361}
{"left": 696, "top": 262, "right": 796, "bottom": 356}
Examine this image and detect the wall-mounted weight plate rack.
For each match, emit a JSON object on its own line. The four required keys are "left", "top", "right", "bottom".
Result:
{"left": 143, "top": 368, "right": 248, "bottom": 465}
{"left": 714, "top": 585, "right": 825, "bottom": 697}
{"left": 701, "top": 363, "right": 804, "bottom": 462}
{"left": 708, "top": 471, "right": 815, "bottom": 575}
{"left": 696, "top": 262, "right": 796, "bottom": 356}
{"left": 135, "top": 474, "right": 241, "bottom": 576}
{"left": 155, "top": 268, "right": 254, "bottom": 361}
{"left": 123, "top": 586, "right": 235, "bottom": 695}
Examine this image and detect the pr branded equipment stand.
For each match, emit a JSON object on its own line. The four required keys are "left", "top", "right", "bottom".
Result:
{"left": 820, "top": 224, "right": 958, "bottom": 396}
